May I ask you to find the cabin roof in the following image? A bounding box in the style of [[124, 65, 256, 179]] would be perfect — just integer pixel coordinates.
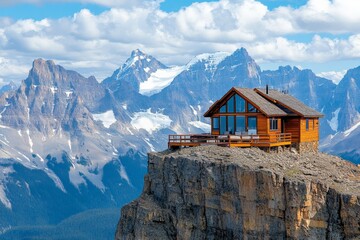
[[234, 88, 288, 117], [255, 88, 324, 118], [203, 87, 288, 117], [204, 87, 324, 118]]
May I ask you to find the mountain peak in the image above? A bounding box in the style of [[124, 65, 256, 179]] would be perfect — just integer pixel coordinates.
[[32, 58, 55, 69], [186, 52, 230, 70], [234, 47, 249, 56], [122, 49, 150, 70], [26, 59, 62, 86], [131, 49, 146, 58]]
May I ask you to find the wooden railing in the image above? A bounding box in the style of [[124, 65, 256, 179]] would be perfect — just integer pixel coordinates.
[[168, 133, 292, 149]]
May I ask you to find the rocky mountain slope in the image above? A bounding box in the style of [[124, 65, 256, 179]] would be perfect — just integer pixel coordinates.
[[116, 146, 360, 239], [0, 59, 148, 232], [320, 66, 360, 163]]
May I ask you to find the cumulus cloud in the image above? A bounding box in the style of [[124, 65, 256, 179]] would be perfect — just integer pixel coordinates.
[[317, 70, 347, 84], [0, 57, 30, 84], [1, 0, 360, 84]]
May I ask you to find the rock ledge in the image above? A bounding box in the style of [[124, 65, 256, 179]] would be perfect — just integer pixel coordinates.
[[116, 146, 360, 239]]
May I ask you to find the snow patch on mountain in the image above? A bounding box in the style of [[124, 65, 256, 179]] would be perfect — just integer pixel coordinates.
[[131, 108, 172, 134], [65, 90, 73, 98], [93, 110, 117, 128], [144, 138, 155, 152], [118, 160, 132, 187], [50, 87, 58, 94], [139, 66, 185, 96], [68, 161, 107, 192], [0, 107, 6, 120], [327, 108, 341, 132], [26, 129, 33, 153], [344, 120, 360, 137], [186, 52, 229, 70], [190, 105, 198, 116], [69, 167, 87, 189], [0, 165, 14, 209], [189, 121, 211, 132]]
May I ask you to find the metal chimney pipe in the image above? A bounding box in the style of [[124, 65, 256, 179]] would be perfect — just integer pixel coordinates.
[[266, 84, 269, 94]]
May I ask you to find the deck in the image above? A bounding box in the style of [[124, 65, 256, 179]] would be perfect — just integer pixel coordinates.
[[168, 133, 292, 149]]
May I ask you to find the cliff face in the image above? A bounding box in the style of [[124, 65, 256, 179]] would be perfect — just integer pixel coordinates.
[[115, 146, 360, 240]]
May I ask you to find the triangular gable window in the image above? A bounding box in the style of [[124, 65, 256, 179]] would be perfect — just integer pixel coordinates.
[[219, 94, 246, 113], [235, 94, 245, 112], [247, 102, 259, 112], [220, 104, 226, 113]]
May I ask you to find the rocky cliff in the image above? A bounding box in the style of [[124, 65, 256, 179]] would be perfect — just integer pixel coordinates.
[[115, 146, 360, 240]]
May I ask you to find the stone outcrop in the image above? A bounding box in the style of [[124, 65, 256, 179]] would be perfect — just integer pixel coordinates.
[[115, 146, 360, 240]]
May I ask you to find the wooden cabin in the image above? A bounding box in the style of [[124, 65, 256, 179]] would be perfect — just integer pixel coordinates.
[[168, 87, 323, 152]]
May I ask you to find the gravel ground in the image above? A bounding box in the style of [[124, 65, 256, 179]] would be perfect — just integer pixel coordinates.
[[160, 146, 360, 196]]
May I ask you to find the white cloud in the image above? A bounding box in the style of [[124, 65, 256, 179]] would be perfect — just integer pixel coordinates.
[[317, 70, 347, 84], [0, 57, 29, 83], [1, 0, 360, 84]]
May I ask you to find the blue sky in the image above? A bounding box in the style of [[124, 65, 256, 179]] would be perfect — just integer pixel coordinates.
[[0, 0, 308, 19], [0, 3, 108, 20], [0, 0, 359, 85]]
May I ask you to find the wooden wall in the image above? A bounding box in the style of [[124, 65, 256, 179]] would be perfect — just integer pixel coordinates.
[[283, 118, 300, 143], [209, 114, 320, 144], [300, 118, 319, 142], [257, 115, 268, 135]]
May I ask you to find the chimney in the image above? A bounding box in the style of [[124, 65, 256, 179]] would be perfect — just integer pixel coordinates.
[[266, 84, 269, 94]]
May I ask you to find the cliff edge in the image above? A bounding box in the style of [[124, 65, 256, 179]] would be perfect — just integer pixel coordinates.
[[115, 146, 360, 239]]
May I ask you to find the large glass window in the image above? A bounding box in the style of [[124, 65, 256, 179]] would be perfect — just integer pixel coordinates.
[[248, 117, 257, 135], [227, 96, 235, 113], [220, 104, 226, 113], [247, 102, 258, 112], [236, 116, 245, 134], [235, 94, 245, 112], [220, 116, 227, 134], [228, 116, 235, 134], [270, 118, 278, 131], [213, 117, 219, 130]]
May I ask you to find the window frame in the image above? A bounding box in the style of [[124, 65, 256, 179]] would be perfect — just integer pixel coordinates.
[[306, 118, 309, 131], [212, 117, 219, 130], [270, 118, 278, 131], [235, 94, 245, 113], [247, 102, 258, 113]]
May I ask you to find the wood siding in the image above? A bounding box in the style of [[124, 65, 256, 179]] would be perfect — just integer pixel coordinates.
[[283, 118, 300, 143], [300, 118, 319, 142], [257, 115, 268, 135], [211, 129, 219, 135]]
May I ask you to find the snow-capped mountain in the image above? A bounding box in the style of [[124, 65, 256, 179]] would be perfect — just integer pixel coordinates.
[[319, 66, 360, 162], [0, 59, 147, 231], [324, 66, 360, 132], [320, 123, 360, 163], [0, 47, 359, 237]]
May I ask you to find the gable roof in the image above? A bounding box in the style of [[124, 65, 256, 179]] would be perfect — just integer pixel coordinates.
[[203, 87, 287, 117], [255, 88, 324, 118]]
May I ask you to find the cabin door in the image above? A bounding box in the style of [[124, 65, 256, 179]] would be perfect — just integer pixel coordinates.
[[247, 116, 257, 135]]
